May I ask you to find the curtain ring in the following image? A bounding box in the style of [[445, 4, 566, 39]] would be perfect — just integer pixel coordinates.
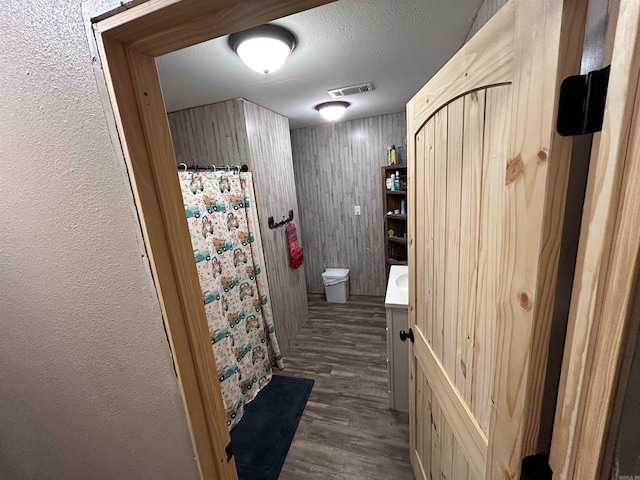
[[179, 163, 188, 172]]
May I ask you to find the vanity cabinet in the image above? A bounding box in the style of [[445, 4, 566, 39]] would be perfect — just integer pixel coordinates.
[[385, 265, 409, 412], [386, 307, 409, 412]]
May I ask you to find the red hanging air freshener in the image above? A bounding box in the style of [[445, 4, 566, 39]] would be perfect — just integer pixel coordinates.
[[285, 222, 304, 269]]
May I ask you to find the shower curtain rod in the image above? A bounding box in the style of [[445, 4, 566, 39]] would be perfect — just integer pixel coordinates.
[[178, 163, 249, 172]]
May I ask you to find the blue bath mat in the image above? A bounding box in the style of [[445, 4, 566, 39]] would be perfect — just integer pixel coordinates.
[[230, 374, 314, 480]]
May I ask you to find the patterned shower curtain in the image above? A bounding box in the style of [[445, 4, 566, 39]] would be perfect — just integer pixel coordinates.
[[179, 169, 284, 429]]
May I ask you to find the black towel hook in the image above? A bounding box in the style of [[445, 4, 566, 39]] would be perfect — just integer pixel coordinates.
[[268, 210, 294, 229]]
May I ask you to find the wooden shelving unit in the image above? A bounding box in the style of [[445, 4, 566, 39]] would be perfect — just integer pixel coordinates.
[[382, 165, 408, 277], [388, 236, 407, 245]]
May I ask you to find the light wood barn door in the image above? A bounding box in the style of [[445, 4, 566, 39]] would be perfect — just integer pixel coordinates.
[[406, 0, 586, 478]]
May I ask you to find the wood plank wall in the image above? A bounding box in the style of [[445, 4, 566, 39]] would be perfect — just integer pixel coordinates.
[[168, 98, 307, 355], [168, 99, 251, 164], [465, 0, 508, 43], [290, 113, 407, 296], [241, 100, 308, 356]]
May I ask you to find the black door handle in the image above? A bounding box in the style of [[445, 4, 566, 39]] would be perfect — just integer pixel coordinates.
[[399, 328, 414, 343]]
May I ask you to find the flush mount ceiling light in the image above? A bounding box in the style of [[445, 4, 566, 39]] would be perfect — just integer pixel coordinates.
[[315, 101, 350, 122], [228, 24, 296, 74]]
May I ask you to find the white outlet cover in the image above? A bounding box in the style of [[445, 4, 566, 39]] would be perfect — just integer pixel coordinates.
[[354, 205, 361, 215]]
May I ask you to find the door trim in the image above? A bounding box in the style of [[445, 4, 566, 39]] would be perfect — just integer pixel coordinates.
[[550, 0, 640, 477], [85, 1, 335, 478]]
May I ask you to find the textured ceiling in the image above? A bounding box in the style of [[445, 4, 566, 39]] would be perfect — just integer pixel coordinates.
[[157, 0, 483, 129]]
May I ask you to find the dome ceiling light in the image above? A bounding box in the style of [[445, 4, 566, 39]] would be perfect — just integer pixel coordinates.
[[228, 24, 296, 74], [315, 101, 350, 122]]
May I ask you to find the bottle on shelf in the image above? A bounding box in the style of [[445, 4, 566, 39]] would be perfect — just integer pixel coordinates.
[[391, 145, 397, 165], [382, 165, 408, 274]]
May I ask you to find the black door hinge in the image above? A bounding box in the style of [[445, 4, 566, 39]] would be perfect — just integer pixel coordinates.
[[557, 65, 610, 136], [226, 442, 233, 462], [521, 453, 552, 480], [399, 328, 414, 343]]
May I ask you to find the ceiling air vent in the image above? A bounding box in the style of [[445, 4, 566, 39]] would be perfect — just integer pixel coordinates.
[[327, 82, 374, 98]]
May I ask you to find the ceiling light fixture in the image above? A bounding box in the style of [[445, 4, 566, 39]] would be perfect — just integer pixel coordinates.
[[228, 24, 296, 74], [315, 101, 350, 122]]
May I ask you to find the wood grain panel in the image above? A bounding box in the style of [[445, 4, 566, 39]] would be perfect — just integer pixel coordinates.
[[520, 0, 591, 455], [415, 328, 488, 479], [489, 1, 588, 474], [430, 391, 442, 480], [406, 1, 587, 478], [472, 86, 511, 439], [242, 100, 308, 357], [444, 98, 463, 383], [413, 363, 431, 479], [433, 108, 448, 361], [424, 120, 436, 348], [441, 416, 454, 480], [452, 440, 471, 479], [290, 113, 407, 296], [415, 119, 435, 343], [168, 99, 251, 165], [168, 99, 308, 354], [414, 129, 427, 336], [457, 90, 484, 405], [413, 93, 488, 479]]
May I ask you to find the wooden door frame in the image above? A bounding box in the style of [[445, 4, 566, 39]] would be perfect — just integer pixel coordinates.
[[550, 0, 640, 478], [84, 1, 335, 478], [83, 0, 640, 477]]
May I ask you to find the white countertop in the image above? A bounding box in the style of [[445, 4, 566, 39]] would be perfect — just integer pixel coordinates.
[[385, 265, 409, 308]]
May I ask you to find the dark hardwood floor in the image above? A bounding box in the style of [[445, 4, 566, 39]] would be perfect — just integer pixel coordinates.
[[276, 294, 414, 479]]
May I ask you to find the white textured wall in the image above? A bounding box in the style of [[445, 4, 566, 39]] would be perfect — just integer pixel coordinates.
[[0, 1, 200, 479]]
